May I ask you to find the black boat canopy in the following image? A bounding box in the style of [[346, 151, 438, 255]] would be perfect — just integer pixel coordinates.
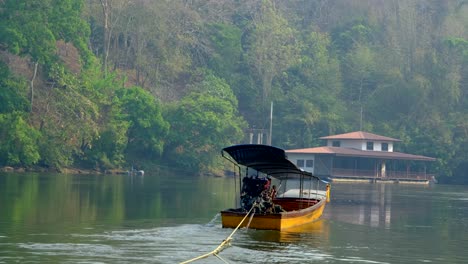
[[222, 144, 319, 180]]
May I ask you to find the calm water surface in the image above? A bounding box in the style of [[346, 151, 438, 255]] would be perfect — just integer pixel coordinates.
[[0, 170, 467, 263]]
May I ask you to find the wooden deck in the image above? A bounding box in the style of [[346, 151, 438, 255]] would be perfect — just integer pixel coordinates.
[[330, 168, 434, 183]]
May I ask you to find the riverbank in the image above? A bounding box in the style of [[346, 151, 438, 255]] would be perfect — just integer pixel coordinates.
[[0, 164, 224, 177], [0, 166, 128, 175]]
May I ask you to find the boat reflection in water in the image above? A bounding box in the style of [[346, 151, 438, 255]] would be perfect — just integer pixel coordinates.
[[246, 219, 330, 244]]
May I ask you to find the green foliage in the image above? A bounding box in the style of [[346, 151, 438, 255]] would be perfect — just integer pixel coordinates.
[[48, 0, 92, 66], [273, 31, 346, 148], [74, 67, 128, 170], [444, 37, 468, 58], [83, 117, 130, 170], [87, 1, 468, 178], [0, 62, 29, 113], [332, 20, 374, 53], [207, 23, 243, 79], [0, 112, 41, 166], [164, 72, 247, 170], [0, 0, 56, 64], [341, 45, 377, 103], [0, 0, 91, 66], [33, 63, 100, 169], [245, 0, 300, 108], [116, 87, 169, 159], [0, 0, 466, 179], [366, 69, 418, 122], [296, 32, 343, 98], [38, 133, 74, 169]]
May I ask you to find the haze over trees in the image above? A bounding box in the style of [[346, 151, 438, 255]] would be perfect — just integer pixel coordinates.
[[0, 0, 467, 181]]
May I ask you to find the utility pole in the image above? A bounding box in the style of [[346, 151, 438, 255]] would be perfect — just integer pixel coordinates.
[[360, 105, 363, 131], [268, 101, 273, 145]]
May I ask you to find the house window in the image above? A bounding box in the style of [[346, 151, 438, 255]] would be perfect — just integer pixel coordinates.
[[306, 159, 314, 168], [366, 142, 374, 150], [332, 140, 340, 147], [382, 143, 388, 151], [297, 159, 304, 167]]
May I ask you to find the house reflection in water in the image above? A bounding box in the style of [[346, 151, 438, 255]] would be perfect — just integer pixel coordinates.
[[324, 183, 395, 229]]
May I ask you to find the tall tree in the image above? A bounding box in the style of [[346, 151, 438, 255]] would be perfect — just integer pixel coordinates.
[[342, 44, 377, 129], [96, 0, 131, 77], [245, 0, 300, 112], [274, 31, 345, 148], [116, 86, 169, 159], [0, 112, 41, 166], [164, 71, 246, 170]]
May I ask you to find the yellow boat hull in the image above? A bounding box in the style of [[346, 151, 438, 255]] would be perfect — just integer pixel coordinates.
[[221, 198, 326, 231]]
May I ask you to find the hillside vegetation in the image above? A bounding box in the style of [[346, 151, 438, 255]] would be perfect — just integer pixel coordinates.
[[0, 0, 467, 181]]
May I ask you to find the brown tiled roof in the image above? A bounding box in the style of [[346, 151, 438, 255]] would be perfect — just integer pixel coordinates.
[[319, 131, 401, 142], [286, 146, 435, 161]]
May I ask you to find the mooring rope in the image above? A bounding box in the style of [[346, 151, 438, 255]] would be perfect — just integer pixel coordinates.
[[180, 203, 257, 264], [246, 209, 256, 229]]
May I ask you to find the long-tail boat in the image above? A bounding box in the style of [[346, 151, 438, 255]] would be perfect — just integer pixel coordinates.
[[220, 144, 330, 231]]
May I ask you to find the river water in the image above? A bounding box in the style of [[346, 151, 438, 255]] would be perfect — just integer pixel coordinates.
[[0, 170, 467, 263]]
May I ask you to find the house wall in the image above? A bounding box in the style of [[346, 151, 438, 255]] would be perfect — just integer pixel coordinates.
[[286, 153, 315, 173], [374, 142, 394, 152], [327, 140, 393, 152], [326, 139, 362, 149]]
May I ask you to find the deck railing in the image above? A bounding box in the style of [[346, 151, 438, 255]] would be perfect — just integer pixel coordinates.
[[332, 168, 375, 177], [331, 168, 433, 180]]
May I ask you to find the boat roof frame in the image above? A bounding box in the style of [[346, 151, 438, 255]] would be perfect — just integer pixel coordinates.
[[222, 144, 320, 181]]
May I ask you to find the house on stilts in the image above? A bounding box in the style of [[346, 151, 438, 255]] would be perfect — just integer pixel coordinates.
[[286, 131, 436, 184]]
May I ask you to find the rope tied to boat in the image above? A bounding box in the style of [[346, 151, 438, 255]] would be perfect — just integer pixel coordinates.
[[180, 202, 257, 264]]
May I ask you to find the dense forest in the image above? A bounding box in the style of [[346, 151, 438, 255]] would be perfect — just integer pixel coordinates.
[[0, 0, 467, 182]]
